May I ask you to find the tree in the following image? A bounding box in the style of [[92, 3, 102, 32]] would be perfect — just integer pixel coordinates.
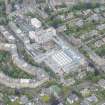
[[41, 95, 50, 103]]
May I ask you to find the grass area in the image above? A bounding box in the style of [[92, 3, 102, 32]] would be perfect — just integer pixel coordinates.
[[3, 93, 20, 105], [0, 0, 8, 25], [1, 63, 34, 79], [25, 12, 35, 18], [0, 51, 10, 62], [46, 17, 64, 28], [94, 45, 105, 57], [0, 51, 34, 79], [85, 71, 105, 83], [96, 90, 105, 100], [79, 47, 90, 58], [44, 66, 57, 79], [23, 51, 41, 67], [7, 100, 20, 105], [41, 95, 50, 103], [85, 72, 102, 83]]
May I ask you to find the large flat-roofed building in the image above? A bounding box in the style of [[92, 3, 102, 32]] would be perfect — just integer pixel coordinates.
[[29, 27, 56, 44], [52, 50, 72, 67], [45, 48, 85, 75], [9, 16, 86, 76]]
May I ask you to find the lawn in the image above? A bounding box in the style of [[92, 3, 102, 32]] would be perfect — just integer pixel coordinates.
[[8, 100, 21, 105], [0, 0, 8, 25], [94, 45, 105, 57]]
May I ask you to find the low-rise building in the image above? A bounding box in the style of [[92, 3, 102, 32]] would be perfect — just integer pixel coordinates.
[[19, 96, 29, 105], [95, 40, 104, 48], [62, 78, 75, 86], [80, 100, 91, 105], [89, 14, 100, 21], [45, 48, 85, 75], [29, 27, 56, 44], [98, 79, 105, 89], [66, 93, 79, 104], [85, 94, 98, 103], [80, 88, 91, 97], [96, 24, 105, 31], [31, 18, 42, 28], [75, 19, 84, 28]]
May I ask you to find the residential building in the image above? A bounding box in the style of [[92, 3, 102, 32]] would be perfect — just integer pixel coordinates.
[[98, 79, 105, 89], [31, 18, 42, 28], [66, 93, 79, 104]]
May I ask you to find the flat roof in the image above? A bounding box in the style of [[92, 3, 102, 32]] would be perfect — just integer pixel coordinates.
[[52, 50, 72, 67]]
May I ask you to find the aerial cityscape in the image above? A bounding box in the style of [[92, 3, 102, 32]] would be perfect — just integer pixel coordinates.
[[1, 0, 105, 105]]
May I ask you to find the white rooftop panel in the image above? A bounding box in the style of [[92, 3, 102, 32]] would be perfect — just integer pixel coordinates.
[[31, 18, 42, 28], [52, 51, 72, 66]]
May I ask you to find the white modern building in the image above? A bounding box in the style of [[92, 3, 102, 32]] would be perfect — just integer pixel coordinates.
[[29, 27, 56, 44], [31, 18, 42, 28]]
